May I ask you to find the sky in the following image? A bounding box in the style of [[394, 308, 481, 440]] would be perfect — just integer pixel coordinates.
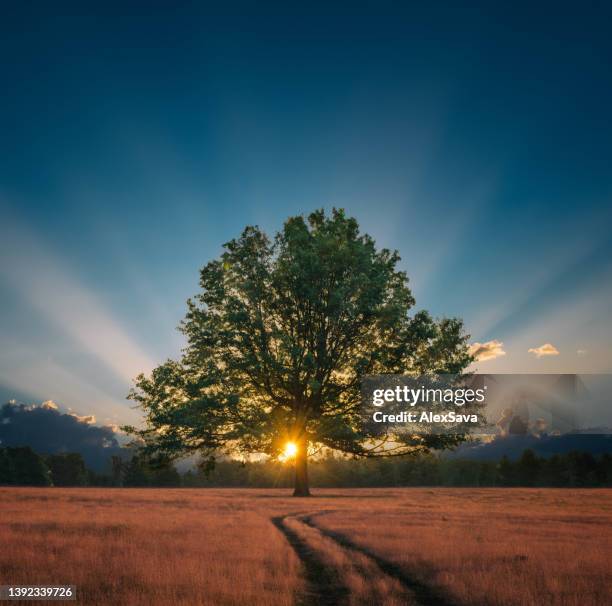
[[1, 2, 611, 427]]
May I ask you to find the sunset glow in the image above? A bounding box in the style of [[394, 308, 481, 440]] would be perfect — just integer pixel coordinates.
[[280, 441, 298, 462]]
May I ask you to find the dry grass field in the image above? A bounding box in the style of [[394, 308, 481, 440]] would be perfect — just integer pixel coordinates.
[[0, 488, 610, 606]]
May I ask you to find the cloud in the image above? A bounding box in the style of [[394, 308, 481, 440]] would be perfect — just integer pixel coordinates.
[[577, 349, 588, 357], [469, 340, 506, 362], [0, 352, 142, 427], [528, 343, 560, 358], [0, 401, 127, 472], [69, 413, 96, 424]]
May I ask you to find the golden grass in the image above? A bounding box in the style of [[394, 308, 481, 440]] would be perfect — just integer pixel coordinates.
[[314, 488, 612, 606], [0, 487, 610, 605], [0, 488, 301, 606]]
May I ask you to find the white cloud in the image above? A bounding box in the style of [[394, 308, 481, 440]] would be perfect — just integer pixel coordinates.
[[577, 349, 588, 357], [528, 343, 560, 358], [469, 340, 506, 362], [41, 400, 59, 410], [70, 413, 96, 424]]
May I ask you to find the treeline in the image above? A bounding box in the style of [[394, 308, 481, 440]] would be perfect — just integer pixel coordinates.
[[2, 446, 612, 488], [0, 448, 181, 487], [184, 449, 612, 488]]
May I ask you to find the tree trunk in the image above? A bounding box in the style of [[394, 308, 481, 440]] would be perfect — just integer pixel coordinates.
[[293, 437, 310, 497]]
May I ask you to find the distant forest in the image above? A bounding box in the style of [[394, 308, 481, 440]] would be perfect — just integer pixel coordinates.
[[2, 447, 612, 488]]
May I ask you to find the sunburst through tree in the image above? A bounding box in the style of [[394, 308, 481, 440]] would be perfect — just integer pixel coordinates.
[[125, 209, 472, 496]]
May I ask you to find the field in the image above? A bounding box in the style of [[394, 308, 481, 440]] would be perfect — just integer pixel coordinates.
[[0, 488, 610, 606]]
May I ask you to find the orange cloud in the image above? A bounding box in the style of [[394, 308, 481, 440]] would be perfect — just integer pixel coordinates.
[[528, 343, 559, 358], [469, 340, 506, 362]]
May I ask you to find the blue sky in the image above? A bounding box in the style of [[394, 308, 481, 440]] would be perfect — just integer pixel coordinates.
[[1, 3, 611, 426]]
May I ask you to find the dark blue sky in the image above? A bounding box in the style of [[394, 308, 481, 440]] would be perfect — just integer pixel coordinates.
[[1, 2, 611, 424]]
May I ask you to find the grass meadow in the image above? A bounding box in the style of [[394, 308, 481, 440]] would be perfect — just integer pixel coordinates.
[[0, 488, 610, 605]]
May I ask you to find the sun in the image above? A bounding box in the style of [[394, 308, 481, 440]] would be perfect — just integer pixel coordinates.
[[279, 441, 298, 462]]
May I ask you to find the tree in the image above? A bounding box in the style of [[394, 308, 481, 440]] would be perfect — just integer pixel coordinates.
[[0, 449, 11, 484], [127, 209, 472, 496], [0, 446, 52, 486], [45, 453, 88, 486], [516, 449, 541, 486], [111, 455, 124, 486], [150, 462, 182, 487], [566, 450, 598, 486], [122, 455, 150, 487], [542, 454, 567, 486], [496, 455, 515, 486]]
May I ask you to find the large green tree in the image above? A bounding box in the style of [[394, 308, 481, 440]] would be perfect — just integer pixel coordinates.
[[127, 209, 472, 496]]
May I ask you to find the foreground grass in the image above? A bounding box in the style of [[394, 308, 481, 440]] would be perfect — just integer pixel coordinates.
[[0, 488, 301, 605], [314, 488, 612, 606], [0, 488, 610, 605]]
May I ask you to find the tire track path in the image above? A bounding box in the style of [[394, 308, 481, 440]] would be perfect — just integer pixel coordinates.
[[271, 514, 350, 606], [273, 511, 460, 606], [301, 513, 458, 606]]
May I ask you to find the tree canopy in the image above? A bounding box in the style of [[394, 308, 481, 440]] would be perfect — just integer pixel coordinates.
[[127, 209, 472, 495]]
